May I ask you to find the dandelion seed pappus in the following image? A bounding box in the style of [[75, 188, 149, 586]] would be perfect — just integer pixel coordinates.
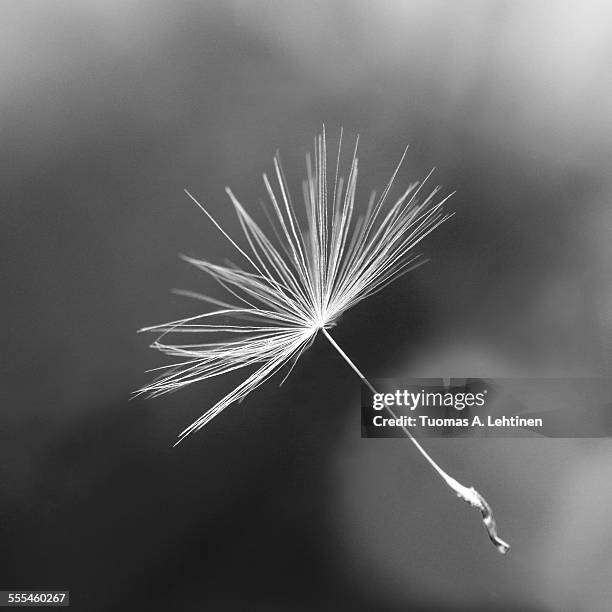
[[137, 128, 510, 554]]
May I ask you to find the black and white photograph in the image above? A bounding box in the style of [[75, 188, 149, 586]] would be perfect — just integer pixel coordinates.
[[3, 2, 612, 610]]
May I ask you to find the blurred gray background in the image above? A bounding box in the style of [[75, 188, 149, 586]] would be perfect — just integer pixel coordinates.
[[2, 1, 612, 610]]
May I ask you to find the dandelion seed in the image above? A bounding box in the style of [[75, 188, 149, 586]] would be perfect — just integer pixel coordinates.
[[137, 128, 510, 554]]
